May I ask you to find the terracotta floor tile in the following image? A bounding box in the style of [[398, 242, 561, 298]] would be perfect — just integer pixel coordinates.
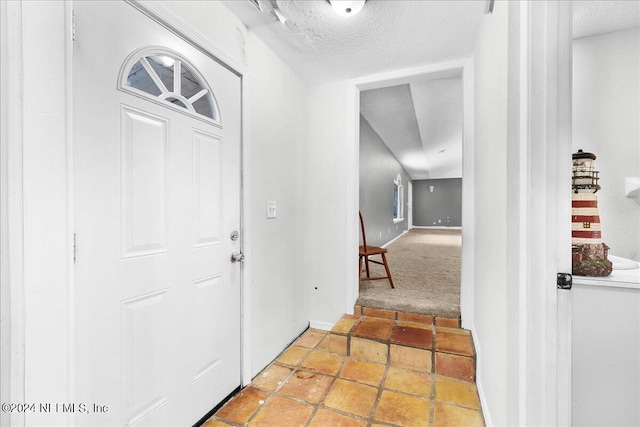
[[360, 315, 396, 326], [332, 316, 359, 334], [391, 325, 433, 348], [202, 418, 235, 427], [434, 375, 481, 409], [390, 344, 431, 372], [354, 305, 363, 315], [433, 401, 484, 427], [352, 319, 393, 340], [215, 387, 269, 425], [374, 390, 431, 427], [317, 334, 348, 356], [435, 331, 474, 356], [384, 366, 432, 397], [300, 350, 344, 375], [397, 312, 434, 324], [276, 346, 311, 367], [247, 395, 314, 427], [435, 317, 460, 328], [308, 409, 368, 427], [278, 370, 333, 404], [396, 320, 432, 330], [362, 307, 396, 319], [435, 352, 475, 382], [295, 329, 327, 348], [251, 364, 293, 391], [435, 325, 471, 335], [323, 378, 379, 418], [339, 358, 386, 386], [350, 337, 388, 364]]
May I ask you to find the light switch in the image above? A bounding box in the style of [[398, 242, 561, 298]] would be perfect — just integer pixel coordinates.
[[266, 201, 277, 219]]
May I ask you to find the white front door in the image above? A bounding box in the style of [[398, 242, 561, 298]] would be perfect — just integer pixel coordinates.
[[73, 2, 242, 425]]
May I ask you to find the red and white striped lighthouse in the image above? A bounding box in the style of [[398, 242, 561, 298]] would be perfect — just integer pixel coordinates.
[[571, 150, 612, 276]]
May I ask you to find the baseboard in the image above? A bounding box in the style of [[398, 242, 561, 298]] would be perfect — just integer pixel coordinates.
[[470, 324, 492, 427], [309, 320, 334, 331], [412, 225, 462, 230], [381, 229, 409, 248]]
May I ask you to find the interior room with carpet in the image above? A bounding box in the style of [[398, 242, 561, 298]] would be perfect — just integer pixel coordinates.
[[2, 1, 638, 426], [358, 69, 465, 319]]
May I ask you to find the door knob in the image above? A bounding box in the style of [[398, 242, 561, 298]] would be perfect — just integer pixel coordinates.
[[231, 252, 245, 263]]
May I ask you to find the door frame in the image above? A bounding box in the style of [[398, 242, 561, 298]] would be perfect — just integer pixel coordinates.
[[346, 58, 475, 325], [511, 1, 573, 424], [1, 2, 251, 426], [125, 0, 252, 387]]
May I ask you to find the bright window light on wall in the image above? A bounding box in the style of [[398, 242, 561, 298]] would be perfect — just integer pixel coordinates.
[[329, 0, 366, 17], [393, 174, 404, 223]]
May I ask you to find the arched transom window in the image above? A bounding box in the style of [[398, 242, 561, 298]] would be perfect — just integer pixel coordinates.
[[119, 47, 221, 124]]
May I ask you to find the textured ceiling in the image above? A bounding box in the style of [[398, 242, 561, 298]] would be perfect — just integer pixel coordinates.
[[361, 76, 463, 180], [573, 1, 640, 39], [223, 0, 639, 181], [222, 0, 485, 84]]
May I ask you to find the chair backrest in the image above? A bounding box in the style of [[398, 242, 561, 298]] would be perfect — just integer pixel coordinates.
[[359, 211, 369, 250]]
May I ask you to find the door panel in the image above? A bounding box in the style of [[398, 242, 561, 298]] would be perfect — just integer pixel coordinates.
[[121, 107, 169, 258], [73, 2, 241, 425]]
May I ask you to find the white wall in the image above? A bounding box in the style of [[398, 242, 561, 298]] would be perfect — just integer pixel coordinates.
[[306, 81, 357, 327], [6, 4, 312, 420], [161, 1, 311, 378], [471, 2, 510, 425], [243, 31, 309, 375], [573, 28, 640, 262], [12, 4, 74, 426]]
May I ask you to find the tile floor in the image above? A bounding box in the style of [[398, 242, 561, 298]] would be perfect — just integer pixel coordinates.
[[204, 311, 484, 427]]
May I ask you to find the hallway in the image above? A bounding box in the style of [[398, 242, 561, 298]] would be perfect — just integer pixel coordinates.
[[204, 309, 483, 427]]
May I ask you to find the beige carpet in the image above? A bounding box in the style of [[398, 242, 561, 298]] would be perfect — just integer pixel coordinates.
[[357, 228, 461, 318]]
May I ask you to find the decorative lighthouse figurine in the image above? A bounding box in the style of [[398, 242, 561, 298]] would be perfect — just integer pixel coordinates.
[[571, 149, 612, 276]]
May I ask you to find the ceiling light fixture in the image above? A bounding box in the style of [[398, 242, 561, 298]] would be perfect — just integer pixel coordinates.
[[328, 0, 366, 17]]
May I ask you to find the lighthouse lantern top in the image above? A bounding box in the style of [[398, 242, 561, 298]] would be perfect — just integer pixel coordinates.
[[572, 149, 600, 192]]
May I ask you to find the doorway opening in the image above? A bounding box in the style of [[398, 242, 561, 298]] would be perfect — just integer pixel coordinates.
[[348, 60, 474, 325]]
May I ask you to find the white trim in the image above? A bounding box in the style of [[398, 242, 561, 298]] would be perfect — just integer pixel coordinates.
[[412, 226, 462, 230], [471, 324, 492, 427], [380, 229, 409, 249], [240, 70, 253, 386], [351, 58, 468, 90], [345, 83, 359, 315], [1, 2, 26, 426], [64, 2, 76, 424], [309, 320, 334, 331], [520, 2, 573, 424], [555, 2, 573, 425], [125, 0, 248, 76], [460, 58, 475, 332]]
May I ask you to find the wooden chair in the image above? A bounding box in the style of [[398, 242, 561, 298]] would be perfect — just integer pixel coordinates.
[[359, 212, 395, 288]]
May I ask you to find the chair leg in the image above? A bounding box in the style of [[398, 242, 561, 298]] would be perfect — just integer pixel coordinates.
[[364, 256, 371, 278], [381, 253, 395, 288], [358, 256, 363, 280]]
